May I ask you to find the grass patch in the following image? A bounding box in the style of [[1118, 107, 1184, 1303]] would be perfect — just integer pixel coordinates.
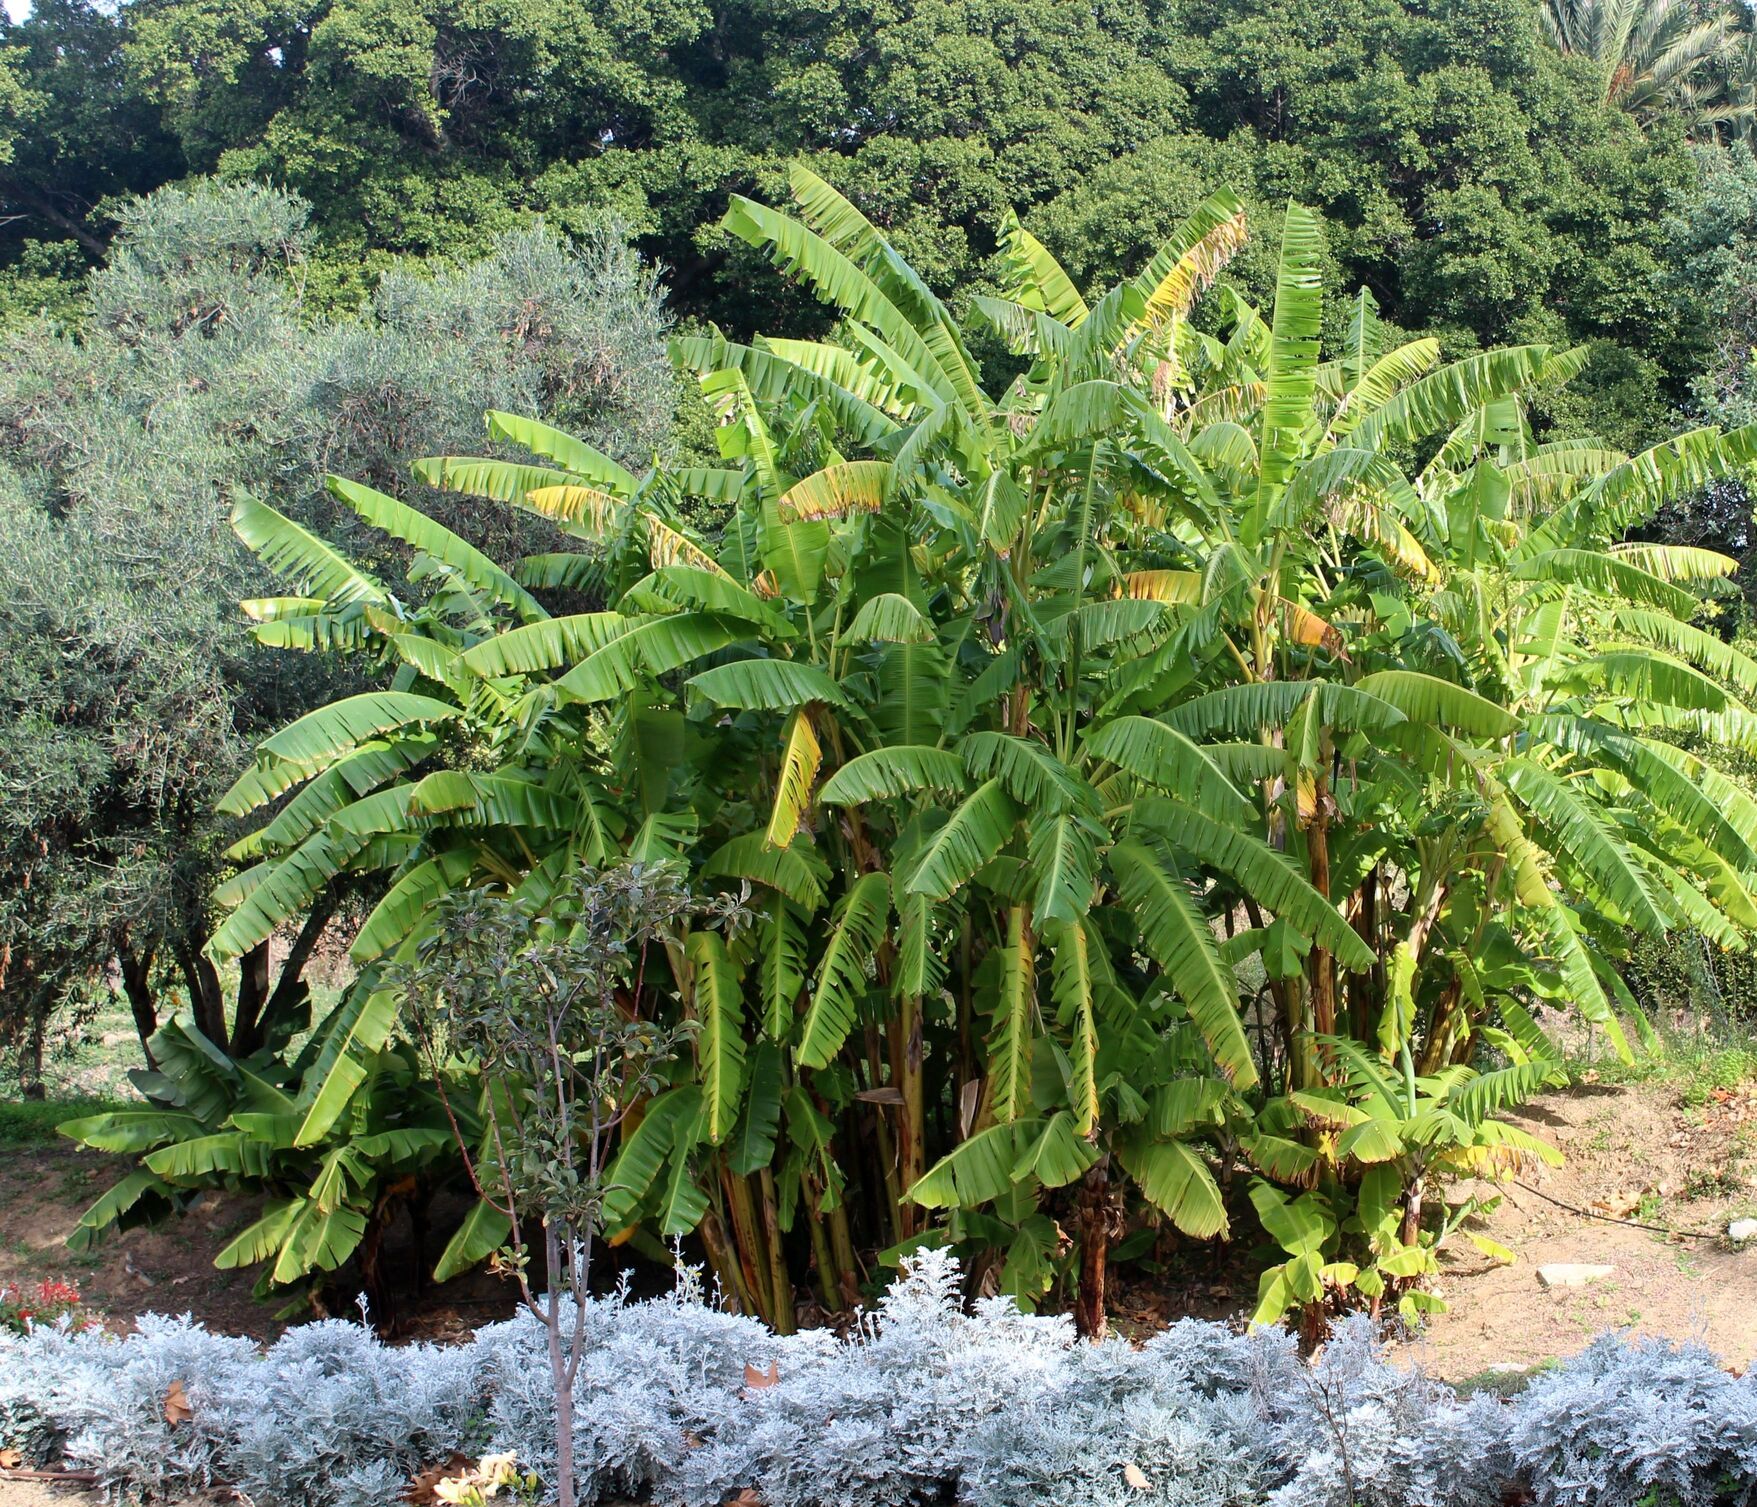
[[1449, 1358, 1559, 1401], [1571, 1028, 1757, 1104], [0, 1097, 130, 1149]]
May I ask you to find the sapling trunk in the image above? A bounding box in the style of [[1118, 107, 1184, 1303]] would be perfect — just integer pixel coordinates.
[[394, 865, 719, 1507], [543, 1226, 578, 1507]]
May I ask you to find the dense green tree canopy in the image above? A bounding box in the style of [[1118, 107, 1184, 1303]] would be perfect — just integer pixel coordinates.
[[0, 0, 1750, 449]]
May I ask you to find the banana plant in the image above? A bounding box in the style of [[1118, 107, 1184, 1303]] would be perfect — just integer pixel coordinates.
[[59, 1005, 469, 1319], [197, 168, 1757, 1334], [1250, 1033, 1565, 1337]]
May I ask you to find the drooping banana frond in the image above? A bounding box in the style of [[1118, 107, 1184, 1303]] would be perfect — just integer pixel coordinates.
[[986, 906, 1037, 1124], [766, 710, 823, 848], [232, 495, 390, 607], [1049, 919, 1103, 1136], [690, 931, 748, 1146], [906, 779, 1021, 901], [1249, 204, 1326, 535], [795, 871, 891, 1069], [1131, 188, 1250, 334], [330, 476, 547, 623], [780, 461, 892, 521], [483, 411, 640, 494], [1109, 839, 1257, 1087], [997, 208, 1089, 328], [818, 746, 967, 805]]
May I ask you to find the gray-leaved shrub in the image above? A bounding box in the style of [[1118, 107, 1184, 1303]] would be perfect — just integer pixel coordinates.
[[1503, 1332, 1757, 1507], [2, 1252, 1754, 1507]]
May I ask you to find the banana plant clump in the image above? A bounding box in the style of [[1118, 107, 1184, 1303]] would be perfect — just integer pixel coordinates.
[[70, 169, 1757, 1336]]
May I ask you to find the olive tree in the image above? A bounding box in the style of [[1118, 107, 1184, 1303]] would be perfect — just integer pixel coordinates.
[[0, 180, 677, 1090]]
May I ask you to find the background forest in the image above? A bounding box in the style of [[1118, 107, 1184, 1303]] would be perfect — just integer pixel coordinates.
[[6, 0, 1757, 461], [8, 0, 1757, 1353]]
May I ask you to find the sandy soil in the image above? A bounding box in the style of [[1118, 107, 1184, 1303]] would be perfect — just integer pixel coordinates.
[[1404, 1076, 1757, 1376], [7, 1078, 1755, 1373], [0, 1140, 281, 1343], [0, 1136, 518, 1346]]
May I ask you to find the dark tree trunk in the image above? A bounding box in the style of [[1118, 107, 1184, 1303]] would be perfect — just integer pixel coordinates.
[[173, 936, 229, 1051], [3, 182, 107, 257], [1073, 1157, 1112, 1339], [19, 999, 47, 1100], [116, 939, 160, 1066], [255, 898, 331, 1045], [358, 1176, 417, 1334], [231, 941, 272, 1057]]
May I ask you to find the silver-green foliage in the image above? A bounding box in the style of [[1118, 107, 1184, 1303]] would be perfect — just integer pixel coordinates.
[[3, 1251, 1755, 1507]]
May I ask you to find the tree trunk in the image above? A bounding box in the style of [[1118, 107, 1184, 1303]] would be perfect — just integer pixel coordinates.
[[3, 182, 107, 257], [826, 1194, 861, 1308], [1400, 1172, 1426, 1247], [1072, 1157, 1112, 1339], [1347, 868, 1380, 1042], [547, 1302, 576, 1507], [232, 941, 272, 1057], [540, 1224, 577, 1507], [173, 937, 229, 1051], [19, 1000, 47, 1100], [116, 939, 159, 1066], [803, 1197, 839, 1311], [1417, 981, 1463, 1074], [892, 993, 926, 1236], [722, 1169, 774, 1324], [757, 1168, 794, 1335], [696, 1205, 756, 1315], [1305, 770, 1337, 1042], [863, 1021, 903, 1245]]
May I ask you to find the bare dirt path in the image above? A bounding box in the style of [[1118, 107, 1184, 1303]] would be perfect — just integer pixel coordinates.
[[0, 1136, 280, 1343], [1397, 1076, 1757, 1377]]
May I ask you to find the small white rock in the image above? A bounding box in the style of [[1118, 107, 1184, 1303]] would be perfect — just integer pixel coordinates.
[[1729, 1218, 1757, 1243], [1537, 1263, 1616, 1288]]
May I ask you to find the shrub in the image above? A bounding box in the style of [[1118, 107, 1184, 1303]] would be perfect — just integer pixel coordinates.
[[1502, 1333, 1757, 1507], [1, 1253, 1753, 1507]]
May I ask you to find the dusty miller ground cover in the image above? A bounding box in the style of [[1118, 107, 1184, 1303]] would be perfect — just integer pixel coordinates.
[[1, 1251, 1753, 1507]]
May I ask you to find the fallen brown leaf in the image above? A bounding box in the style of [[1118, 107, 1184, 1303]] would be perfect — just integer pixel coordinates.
[[0, 1448, 22, 1469], [404, 1452, 474, 1505], [1123, 1462, 1151, 1490], [163, 1380, 193, 1427], [726, 1490, 765, 1507], [742, 1360, 780, 1393]]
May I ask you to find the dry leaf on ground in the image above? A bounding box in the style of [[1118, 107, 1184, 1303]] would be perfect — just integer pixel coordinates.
[[404, 1452, 475, 1505]]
